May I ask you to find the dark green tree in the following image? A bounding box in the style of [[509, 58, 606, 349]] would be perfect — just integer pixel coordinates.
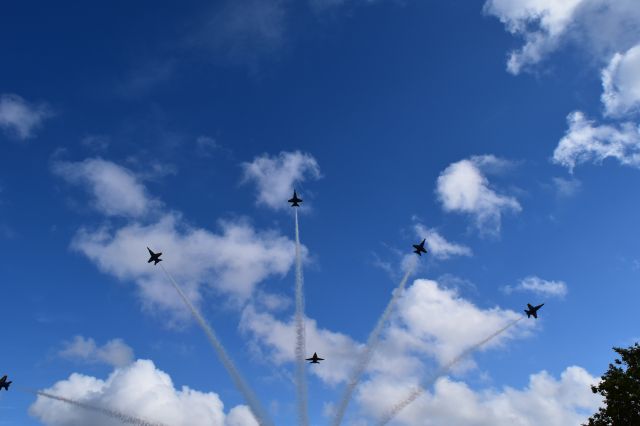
[[585, 343, 640, 425]]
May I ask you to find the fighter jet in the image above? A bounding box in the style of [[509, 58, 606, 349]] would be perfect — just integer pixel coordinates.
[[413, 239, 427, 256], [147, 247, 162, 265], [0, 375, 12, 391], [305, 352, 324, 364], [288, 190, 303, 207], [525, 303, 544, 319]]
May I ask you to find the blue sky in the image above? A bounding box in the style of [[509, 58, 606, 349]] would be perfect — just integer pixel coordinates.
[[2, 1, 640, 425]]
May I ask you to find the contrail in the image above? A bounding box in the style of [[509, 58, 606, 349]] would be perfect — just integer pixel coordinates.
[[294, 209, 309, 426], [332, 264, 415, 426], [377, 317, 524, 425], [159, 264, 274, 426], [24, 388, 166, 426]]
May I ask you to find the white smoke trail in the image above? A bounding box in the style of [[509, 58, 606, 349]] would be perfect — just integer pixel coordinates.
[[377, 317, 524, 425], [26, 388, 166, 426], [294, 209, 309, 426], [332, 264, 415, 426], [159, 264, 274, 426]]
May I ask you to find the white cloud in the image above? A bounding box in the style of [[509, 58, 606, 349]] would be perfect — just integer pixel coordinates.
[[29, 359, 258, 426], [72, 214, 296, 319], [52, 158, 157, 218], [483, 0, 585, 74], [503, 276, 568, 299], [357, 366, 600, 425], [0, 94, 51, 139], [602, 43, 640, 117], [392, 280, 531, 368], [241, 278, 533, 386], [240, 305, 362, 385], [52, 158, 299, 320], [436, 157, 521, 235], [552, 111, 640, 171], [59, 336, 135, 368], [484, 0, 640, 74], [414, 224, 472, 260], [242, 151, 320, 210]]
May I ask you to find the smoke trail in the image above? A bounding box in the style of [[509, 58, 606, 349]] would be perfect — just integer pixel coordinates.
[[332, 265, 415, 426], [377, 317, 524, 425], [294, 209, 309, 426], [159, 264, 274, 426], [25, 388, 166, 426]]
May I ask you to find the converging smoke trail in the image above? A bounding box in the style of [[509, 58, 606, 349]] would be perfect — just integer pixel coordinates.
[[24, 388, 166, 426], [377, 317, 524, 425], [332, 265, 415, 426], [294, 209, 309, 426], [159, 264, 274, 426]]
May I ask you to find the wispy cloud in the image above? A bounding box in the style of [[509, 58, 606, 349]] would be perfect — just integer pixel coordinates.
[[52, 158, 159, 218], [59, 336, 134, 368], [551, 177, 582, 198], [413, 223, 472, 260], [192, 0, 288, 68], [553, 111, 640, 171], [0, 94, 51, 140], [503, 276, 568, 298]]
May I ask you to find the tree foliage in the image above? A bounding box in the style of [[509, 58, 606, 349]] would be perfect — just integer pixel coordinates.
[[586, 343, 640, 425]]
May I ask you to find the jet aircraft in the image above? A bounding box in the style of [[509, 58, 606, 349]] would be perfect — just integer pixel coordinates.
[[288, 190, 303, 207], [0, 375, 12, 391], [525, 303, 544, 319], [305, 352, 324, 364], [413, 239, 427, 256], [147, 247, 162, 265]]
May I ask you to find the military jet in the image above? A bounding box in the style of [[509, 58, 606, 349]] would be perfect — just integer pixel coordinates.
[[0, 375, 12, 391], [288, 190, 303, 207], [147, 247, 163, 265], [413, 239, 427, 256], [305, 352, 324, 364], [525, 303, 544, 319]]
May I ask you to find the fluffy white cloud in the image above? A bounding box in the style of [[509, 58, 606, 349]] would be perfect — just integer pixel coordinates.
[[0, 94, 51, 139], [241, 278, 533, 387], [552, 111, 640, 171], [51, 158, 299, 319], [484, 0, 640, 74], [436, 157, 521, 235], [392, 280, 531, 368], [72, 214, 296, 318], [602, 43, 640, 117], [53, 158, 157, 218], [59, 336, 135, 368], [242, 151, 320, 210], [29, 359, 258, 426], [503, 276, 568, 299], [414, 224, 472, 260], [358, 366, 600, 425]]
